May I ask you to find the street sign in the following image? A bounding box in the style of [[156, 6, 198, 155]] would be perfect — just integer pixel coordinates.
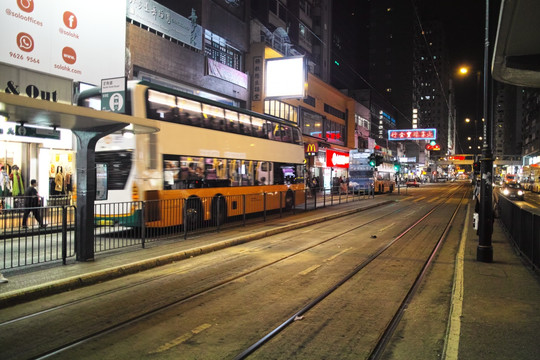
[[101, 77, 125, 113], [15, 125, 60, 140]]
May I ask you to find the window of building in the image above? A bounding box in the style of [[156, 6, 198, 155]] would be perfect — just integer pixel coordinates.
[[264, 99, 298, 123], [303, 95, 316, 107], [301, 110, 323, 138], [355, 114, 370, 130], [204, 30, 242, 71], [299, 22, 311, 43], [299, 0, 311, 17], [270, 0, 288, 22], [324, 103, 346, 120], [325, 120, 345, 145]]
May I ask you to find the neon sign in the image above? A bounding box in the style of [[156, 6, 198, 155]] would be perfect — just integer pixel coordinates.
[[388, 128, 437, 141]]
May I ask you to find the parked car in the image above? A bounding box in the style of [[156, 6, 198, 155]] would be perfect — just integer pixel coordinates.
[[406, 180, 420, 187], [500, 183, 524, 200]]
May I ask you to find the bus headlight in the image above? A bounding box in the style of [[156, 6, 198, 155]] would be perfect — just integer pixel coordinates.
[[517, 190, 524, 196]]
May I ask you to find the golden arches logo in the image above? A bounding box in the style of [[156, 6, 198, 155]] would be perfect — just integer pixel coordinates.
[[305, 143, 317, 155]]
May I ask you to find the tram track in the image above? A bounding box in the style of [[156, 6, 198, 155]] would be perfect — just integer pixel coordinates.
[[235, 184, 468, 359], [0, 184, 467, 359], [0, 203, 405, 329]]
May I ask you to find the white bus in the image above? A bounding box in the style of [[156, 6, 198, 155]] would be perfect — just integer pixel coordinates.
[[77, 81, 306, 227]]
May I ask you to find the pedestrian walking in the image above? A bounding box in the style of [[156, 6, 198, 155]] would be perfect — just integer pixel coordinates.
[[22, 179, 46, 229]]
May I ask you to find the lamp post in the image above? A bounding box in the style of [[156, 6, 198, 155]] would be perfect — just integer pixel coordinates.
[[477, 0, 493, 262], [458, 1, 493, 262]]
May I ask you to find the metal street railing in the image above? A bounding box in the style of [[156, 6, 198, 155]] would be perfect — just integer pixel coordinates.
[[1, 186, 374, 270]]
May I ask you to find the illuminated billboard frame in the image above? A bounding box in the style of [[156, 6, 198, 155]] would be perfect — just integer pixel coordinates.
[[265, 56, 306, 99], [388, 128, 437, 141]]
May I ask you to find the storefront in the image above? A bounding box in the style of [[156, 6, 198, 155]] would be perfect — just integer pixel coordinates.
[[1, 64, 75, 204], [305, 143, 349, 190]]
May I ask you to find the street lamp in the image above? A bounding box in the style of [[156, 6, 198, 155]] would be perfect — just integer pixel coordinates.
[[457, 1, 493, 263]]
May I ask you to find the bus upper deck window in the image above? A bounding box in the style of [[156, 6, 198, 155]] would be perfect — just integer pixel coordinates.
[[238, 114, 252, 136], [148, 90, 176, 121]]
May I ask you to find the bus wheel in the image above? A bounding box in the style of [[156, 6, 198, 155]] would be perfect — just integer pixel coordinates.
[[285, 191, 294, 211], [185, 197, 202, 230], [212, 195, 227, 226]]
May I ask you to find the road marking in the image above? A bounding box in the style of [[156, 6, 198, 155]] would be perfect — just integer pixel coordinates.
[[149, 323, 212, 354], [299, 264, 321, 275], [377, 223, 395, 234], [443, 203, 468, 360], [324, 247, 352, 262]]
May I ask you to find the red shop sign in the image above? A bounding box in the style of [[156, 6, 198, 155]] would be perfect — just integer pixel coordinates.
[[326, 149, 349, 168]]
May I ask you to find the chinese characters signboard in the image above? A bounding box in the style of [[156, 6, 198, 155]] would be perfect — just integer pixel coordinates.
[[388, 128, 437, 141]]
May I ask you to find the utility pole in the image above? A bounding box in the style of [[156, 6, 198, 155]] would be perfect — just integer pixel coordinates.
[[477, 0, 493, 262]]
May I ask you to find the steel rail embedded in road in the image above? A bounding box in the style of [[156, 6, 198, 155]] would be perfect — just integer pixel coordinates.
[[234, 184, 467, 360], [5, 199, 401, 360]]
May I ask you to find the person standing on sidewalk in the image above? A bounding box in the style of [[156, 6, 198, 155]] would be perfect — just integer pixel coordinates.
[[22, 179, 46, 229]]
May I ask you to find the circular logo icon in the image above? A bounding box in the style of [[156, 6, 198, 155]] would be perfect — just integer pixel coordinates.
[[16, 32, 34, 52], [17, 0, 34, 13], [63, 11, 77, 29], [62, 46, 77, 64], [109, 93, 124, 111], [17, 126, 27, 136]]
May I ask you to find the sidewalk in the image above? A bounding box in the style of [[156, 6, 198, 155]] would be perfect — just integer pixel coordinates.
[[457, 205, 540, 359]]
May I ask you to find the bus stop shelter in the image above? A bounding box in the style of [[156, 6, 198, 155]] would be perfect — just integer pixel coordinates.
[[0, 92, 159, 261]]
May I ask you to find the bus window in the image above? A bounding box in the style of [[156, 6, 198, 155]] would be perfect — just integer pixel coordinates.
[[148, 90, 176, 121], [238, 113, 252, 136], [202, 104, 226, 131], [176, 97, 202, 126], [293, 128, 301, 145], [280, 124, 293, 143], [256, 161, 273, 185], [228, 159, 241, 186], [251, 117, 267, 139], [224, 109, 240, 133], [266, 122, 277, 140]]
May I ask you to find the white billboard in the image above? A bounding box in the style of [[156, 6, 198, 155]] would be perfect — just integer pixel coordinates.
[[1, 0, 126, 85], [265, 56, 306, 99]]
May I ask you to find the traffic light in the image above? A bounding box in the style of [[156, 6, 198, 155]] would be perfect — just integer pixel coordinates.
[[369, 154, 376, 167], [473, 162, 480, 172], [375, 154, 383, 166], [394, 161, 401, 172]]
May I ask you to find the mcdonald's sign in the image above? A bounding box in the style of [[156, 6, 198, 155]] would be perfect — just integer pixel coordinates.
[[305, 143, 318, 156]]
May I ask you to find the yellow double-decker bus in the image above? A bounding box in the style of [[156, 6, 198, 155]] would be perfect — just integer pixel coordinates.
[[77, 81, 305, 227]]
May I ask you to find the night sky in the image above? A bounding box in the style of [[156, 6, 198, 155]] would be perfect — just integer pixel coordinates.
[[419, 0, 499, 153]]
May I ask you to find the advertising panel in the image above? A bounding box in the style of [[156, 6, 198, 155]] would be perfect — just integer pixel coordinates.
[[1, 0, 126, 85], [265, 56, 306, 99], [326, 149, 349, 168]]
